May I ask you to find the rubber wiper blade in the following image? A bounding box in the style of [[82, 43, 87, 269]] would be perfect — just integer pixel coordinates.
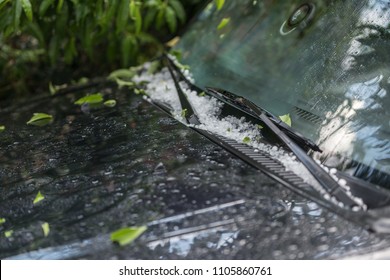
[[205, 87, 360, 209], [206, 87, 322, 153], [165, 57, 201, 125]]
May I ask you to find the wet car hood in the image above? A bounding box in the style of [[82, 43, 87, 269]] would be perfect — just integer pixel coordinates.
[[1, 87, 390, 259]]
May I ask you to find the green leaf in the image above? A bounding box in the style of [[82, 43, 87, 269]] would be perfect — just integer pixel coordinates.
[[74, 93, 103, 105], [48, 36, 59, 65], [114, 78, 135, 89], [156, 6, 165, 30], [0, 0, 11, 10], [13, 0, 22, 30], [104, 99, 117, 108], [199, 92, 206, 97], [33, 191, 45, 204], [56, 0, 64, 13], [49, 82, 57, 95], [145, 0, 159, 8], [116, 0, 130, 33], [129, 0, 136, 19], [134, 88, 146, 95], [83, 20, 95, 58], [39, 0, 54, 16], [147, 61, 161, 74], [121, 34, 136, 66], [215, 0, 225, 10], [134, 5, 142, 34], [104, 0, 119, 30], [27, 113, 53, 126], [181, 108, 187, 118], [166, 36, 180, 48], [217, 17, 230, 30], [169, 49, 182, 60], [0, 217, 6, 225], [108, 68, 137, 80], [0, 125, 5, 132], [21, 0, 32, 21], [27, 22, 45, 47], [64, 36, 77, 64], [144, 9, 157, 30], [110, 226, 147, 246], [279, 113, 292, 127], [49, 82, 67, 95], [165, 6, 177, 32], [5, 230, 13, 238], [55, 0, 68, 36], [169, 0, 185, 23], [41, 222, 50, 237], [243, 136, 251, 144], [75, 77, 89, 85]]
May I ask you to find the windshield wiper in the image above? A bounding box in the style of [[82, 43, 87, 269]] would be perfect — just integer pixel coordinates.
[[205, 87, 360, 209], [206, 87, 322, 152], [162, 55, 360, 209]]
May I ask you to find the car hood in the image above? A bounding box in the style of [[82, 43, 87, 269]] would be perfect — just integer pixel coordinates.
[[1, 84, 390, 259]]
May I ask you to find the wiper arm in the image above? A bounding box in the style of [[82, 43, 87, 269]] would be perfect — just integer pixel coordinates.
[[205, 87, 360, 208], [165, 57, 201, 125], [206, 87, 322, 152]]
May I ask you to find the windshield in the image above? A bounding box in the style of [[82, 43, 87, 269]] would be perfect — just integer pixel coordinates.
[[176, 0, 390, 189]]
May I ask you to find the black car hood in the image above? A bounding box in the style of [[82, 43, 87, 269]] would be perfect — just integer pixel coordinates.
[[1, 82, 390, 259]]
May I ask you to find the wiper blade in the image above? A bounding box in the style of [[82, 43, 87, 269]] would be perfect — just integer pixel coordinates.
[[166, 57, 201, 125], [206, 87, 322, 152], [205, 87, 360, 209]]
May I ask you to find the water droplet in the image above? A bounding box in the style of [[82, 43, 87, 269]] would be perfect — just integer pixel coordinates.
[[153, 162, 167, 175], [288, 5, 310, 26], [288, 3, 315, 28], [104, 167, 113, 175]]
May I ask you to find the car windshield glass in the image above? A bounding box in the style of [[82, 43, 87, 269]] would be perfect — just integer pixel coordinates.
[[176, 0, 390, 189]]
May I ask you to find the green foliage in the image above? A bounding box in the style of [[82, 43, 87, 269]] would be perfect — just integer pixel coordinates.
[[181, 108, 188, 118], [0, 0, 186, 64], [27, 113, 53, 126], [74, 93, 104, 105], [279, 114, 292, 127], [217, 17, 230, 30], [0, 0, 205, 98], [41, 222, 50, 237], [33, 191, 45, 204], [108, 68, 138, 81], [74, 93, 119, 108], [243, 136, 251, 144], [110, 226, 147, 246], [104, 99, 117, 108], [215, 0, 225, 10]]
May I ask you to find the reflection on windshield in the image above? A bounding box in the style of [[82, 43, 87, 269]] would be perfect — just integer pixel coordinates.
[[177, 0, 390, 188], [319, 0, 390, 185]]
